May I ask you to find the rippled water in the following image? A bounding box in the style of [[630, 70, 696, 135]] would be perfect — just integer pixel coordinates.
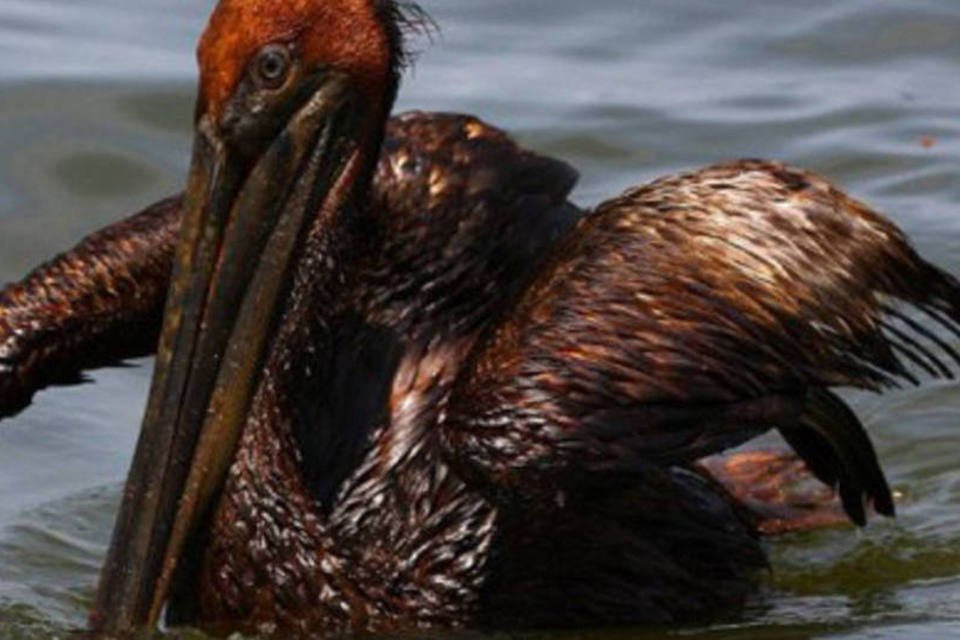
[[0, 1, 959, 638]]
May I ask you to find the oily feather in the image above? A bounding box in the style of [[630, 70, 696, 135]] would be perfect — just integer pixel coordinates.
[[442, 159, 960, 523]]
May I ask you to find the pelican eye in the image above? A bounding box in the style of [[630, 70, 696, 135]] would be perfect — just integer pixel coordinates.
[[254, 44, 292, 89]]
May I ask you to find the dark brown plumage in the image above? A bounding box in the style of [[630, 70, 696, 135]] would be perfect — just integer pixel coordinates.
[[0, 196, 180, 418], [3, 1, 960, 637], [441, 160, 960, 527]]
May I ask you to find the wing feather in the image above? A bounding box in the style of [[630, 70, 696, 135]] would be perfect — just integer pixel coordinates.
[[442, 160, 960, 524]]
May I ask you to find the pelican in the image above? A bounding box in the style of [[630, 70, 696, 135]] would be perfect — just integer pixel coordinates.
[[0, 0, 957, 637]]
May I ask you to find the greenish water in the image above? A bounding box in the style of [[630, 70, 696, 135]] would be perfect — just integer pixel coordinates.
[[0, 0, 959, 638]]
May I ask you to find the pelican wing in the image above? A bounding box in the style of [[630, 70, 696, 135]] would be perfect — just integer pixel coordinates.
[[442, 160, 960, 525], [0, 196, 180, 418]]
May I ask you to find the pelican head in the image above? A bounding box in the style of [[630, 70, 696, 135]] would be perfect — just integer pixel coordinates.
[[90, 0, 414, 633]]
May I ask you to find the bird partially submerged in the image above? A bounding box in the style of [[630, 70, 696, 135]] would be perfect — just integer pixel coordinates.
[[1, 0, 959, 637]]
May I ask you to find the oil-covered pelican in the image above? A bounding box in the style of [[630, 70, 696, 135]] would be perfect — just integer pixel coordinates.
[[1, 0, 960, 637]]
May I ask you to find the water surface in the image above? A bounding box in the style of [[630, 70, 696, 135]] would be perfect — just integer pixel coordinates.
[[0, 1, 959, 638]]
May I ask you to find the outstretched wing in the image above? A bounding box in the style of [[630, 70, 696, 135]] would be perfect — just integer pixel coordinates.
[[0, 196, 181, 417], [441, 160, 960, 525]]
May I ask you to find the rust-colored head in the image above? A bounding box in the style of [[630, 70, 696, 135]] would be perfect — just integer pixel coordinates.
[[197, 0, 397, 123]]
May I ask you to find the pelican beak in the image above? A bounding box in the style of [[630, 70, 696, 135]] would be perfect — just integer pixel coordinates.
[[89, 70, 364, 634]]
